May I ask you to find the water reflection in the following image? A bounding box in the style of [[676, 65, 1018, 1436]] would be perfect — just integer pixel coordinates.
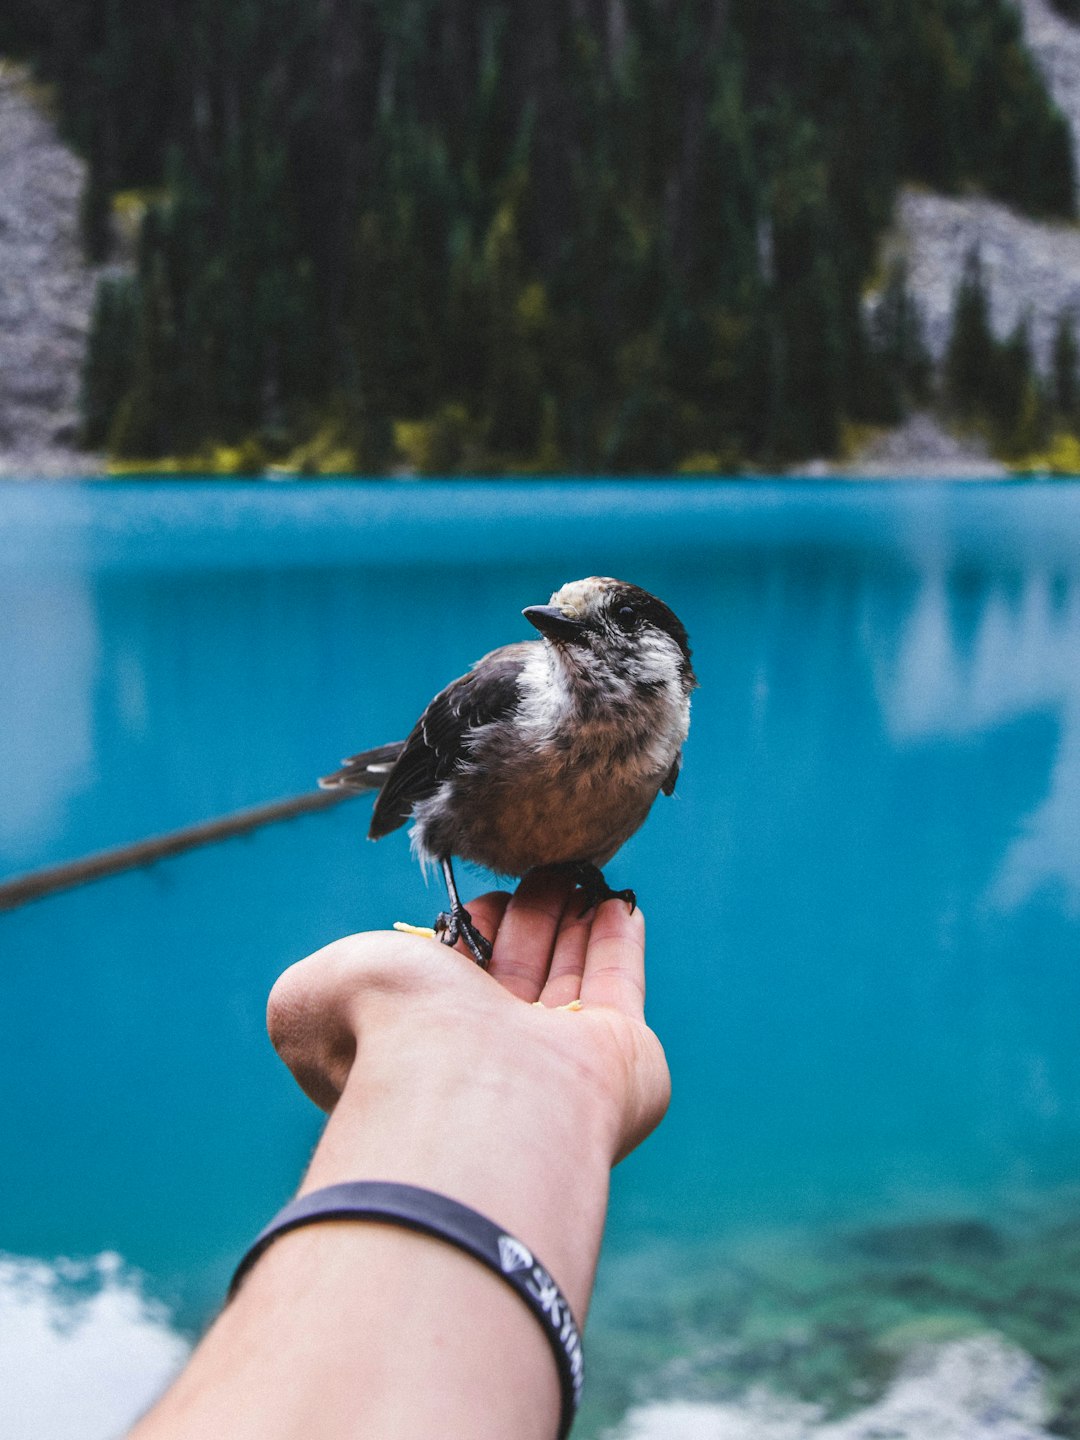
[[2, 482, 1080, 1435], [0, 574, 98, 869], [878, 564, 1080, 913]]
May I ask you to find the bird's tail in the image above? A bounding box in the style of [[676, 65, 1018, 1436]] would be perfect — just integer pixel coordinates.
[[318, 741, 405, 793]]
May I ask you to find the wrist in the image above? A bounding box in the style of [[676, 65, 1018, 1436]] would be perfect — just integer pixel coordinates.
[[300, 1007, 614, 1317]]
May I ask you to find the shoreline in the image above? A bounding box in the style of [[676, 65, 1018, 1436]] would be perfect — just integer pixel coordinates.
[[0, 411, 1033, 484]]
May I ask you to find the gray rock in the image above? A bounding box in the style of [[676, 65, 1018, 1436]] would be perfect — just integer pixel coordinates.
[[840, 412, 1008, 480], [845, 0, 1080, 478], [0, 60, 105, 478], [889, 189, 1080, 373], [887, 0, 1080, 372]]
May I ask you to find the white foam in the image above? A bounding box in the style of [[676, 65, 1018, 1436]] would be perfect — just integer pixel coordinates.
[[0, 1252, 190, 1440], [614, 1335, 1058, 1440]]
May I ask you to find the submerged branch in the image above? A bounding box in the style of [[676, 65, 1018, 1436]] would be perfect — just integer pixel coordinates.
[[0, 789, 356, 912]]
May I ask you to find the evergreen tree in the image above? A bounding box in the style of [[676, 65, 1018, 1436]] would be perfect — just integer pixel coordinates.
[[1051, 309, 1080, 426], [862, 259, 932, 423], [80, 275, 139, 449], [990, 316, 1044, 457], [44, 0, 1076, 468], [944, 247, 996, 424]]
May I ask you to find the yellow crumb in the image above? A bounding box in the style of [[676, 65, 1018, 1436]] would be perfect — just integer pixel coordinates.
[[393, 921, 438, 939], [560, 999, 585, 1012]]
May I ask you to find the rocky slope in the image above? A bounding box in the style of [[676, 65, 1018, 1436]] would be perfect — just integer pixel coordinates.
[[844, 0, 1080, 475], [892, 186, 1080, 373], [0, 61, 104, 477], [894, 0, 1080, 368], [839, 410, 1007, 479]]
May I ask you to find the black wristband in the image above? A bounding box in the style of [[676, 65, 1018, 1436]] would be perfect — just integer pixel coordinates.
[[229, 1181, 584, 1439]]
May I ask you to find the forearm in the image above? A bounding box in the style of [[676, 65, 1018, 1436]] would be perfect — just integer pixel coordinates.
[[301, 1009, 614, 1315], [132, 1019, 612, 1440]]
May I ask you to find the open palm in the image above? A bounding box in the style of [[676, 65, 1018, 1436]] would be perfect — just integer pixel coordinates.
[[267, 868, 671, 1167]]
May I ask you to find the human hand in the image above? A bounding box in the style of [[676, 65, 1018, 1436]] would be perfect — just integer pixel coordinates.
[[133, 873, 670, 1440], [132, 876, 667, 1438], [267, 867, 670, 1169]]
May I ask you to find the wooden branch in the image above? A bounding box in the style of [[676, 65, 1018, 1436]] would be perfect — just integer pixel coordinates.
[[0, 789, 357, 913]]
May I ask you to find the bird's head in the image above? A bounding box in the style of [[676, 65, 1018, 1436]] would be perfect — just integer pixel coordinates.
[[523, 577, 697, 692]]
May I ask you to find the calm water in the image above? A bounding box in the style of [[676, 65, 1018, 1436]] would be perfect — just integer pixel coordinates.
[[2, 479, 1080, 1437]]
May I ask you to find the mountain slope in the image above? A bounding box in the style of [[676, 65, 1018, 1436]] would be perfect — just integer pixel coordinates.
[[0, 62, 104, 476], [893, 0, 1080, 371]]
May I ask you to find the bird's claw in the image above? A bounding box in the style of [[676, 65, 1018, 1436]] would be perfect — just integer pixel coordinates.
[[434, 905, 493, 969], [578, 885, 636, 916], [565, 863, 636, 916]]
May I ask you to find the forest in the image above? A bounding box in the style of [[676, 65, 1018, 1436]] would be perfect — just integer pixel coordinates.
[[3, 0, 1078, 472]]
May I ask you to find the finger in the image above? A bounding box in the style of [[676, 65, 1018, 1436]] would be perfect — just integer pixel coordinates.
[[448, 890, 510, 964], [579, 900, 647, 1018], [538, 899, 593, 1007], [488, 867, 577, 1001]]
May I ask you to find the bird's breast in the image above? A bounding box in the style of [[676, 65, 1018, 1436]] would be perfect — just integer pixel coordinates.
[[410, 713, 678, 876]]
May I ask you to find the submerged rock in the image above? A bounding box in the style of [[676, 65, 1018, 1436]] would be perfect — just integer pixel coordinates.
[[581, 1199, 1080, 1440], [615, 1336, 1059, 1440], [847, 1217, 1006, 1264]]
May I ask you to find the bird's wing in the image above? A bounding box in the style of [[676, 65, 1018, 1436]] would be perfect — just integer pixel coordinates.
[[661, 752, 682, 796], [319, 741, 407, 792], [368, 644, 530, 839]]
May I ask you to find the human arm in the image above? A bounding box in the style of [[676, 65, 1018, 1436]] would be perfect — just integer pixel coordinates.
[[131, 868, 671, 1440]]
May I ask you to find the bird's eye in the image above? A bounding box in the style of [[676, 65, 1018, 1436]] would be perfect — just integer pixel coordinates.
[[615, 604, 636, 629]]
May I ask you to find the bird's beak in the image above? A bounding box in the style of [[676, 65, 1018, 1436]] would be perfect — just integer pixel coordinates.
[[523, 605, 587, 643]]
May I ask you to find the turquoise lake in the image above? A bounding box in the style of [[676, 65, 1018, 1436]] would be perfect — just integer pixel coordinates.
[[2, 478, 1080, 1438]]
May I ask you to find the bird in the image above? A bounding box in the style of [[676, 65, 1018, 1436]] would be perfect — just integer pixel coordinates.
[[319, 576, 696, 967]]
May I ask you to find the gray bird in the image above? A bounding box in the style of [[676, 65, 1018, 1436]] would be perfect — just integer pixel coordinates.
[[319, 576, 696, 966]]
